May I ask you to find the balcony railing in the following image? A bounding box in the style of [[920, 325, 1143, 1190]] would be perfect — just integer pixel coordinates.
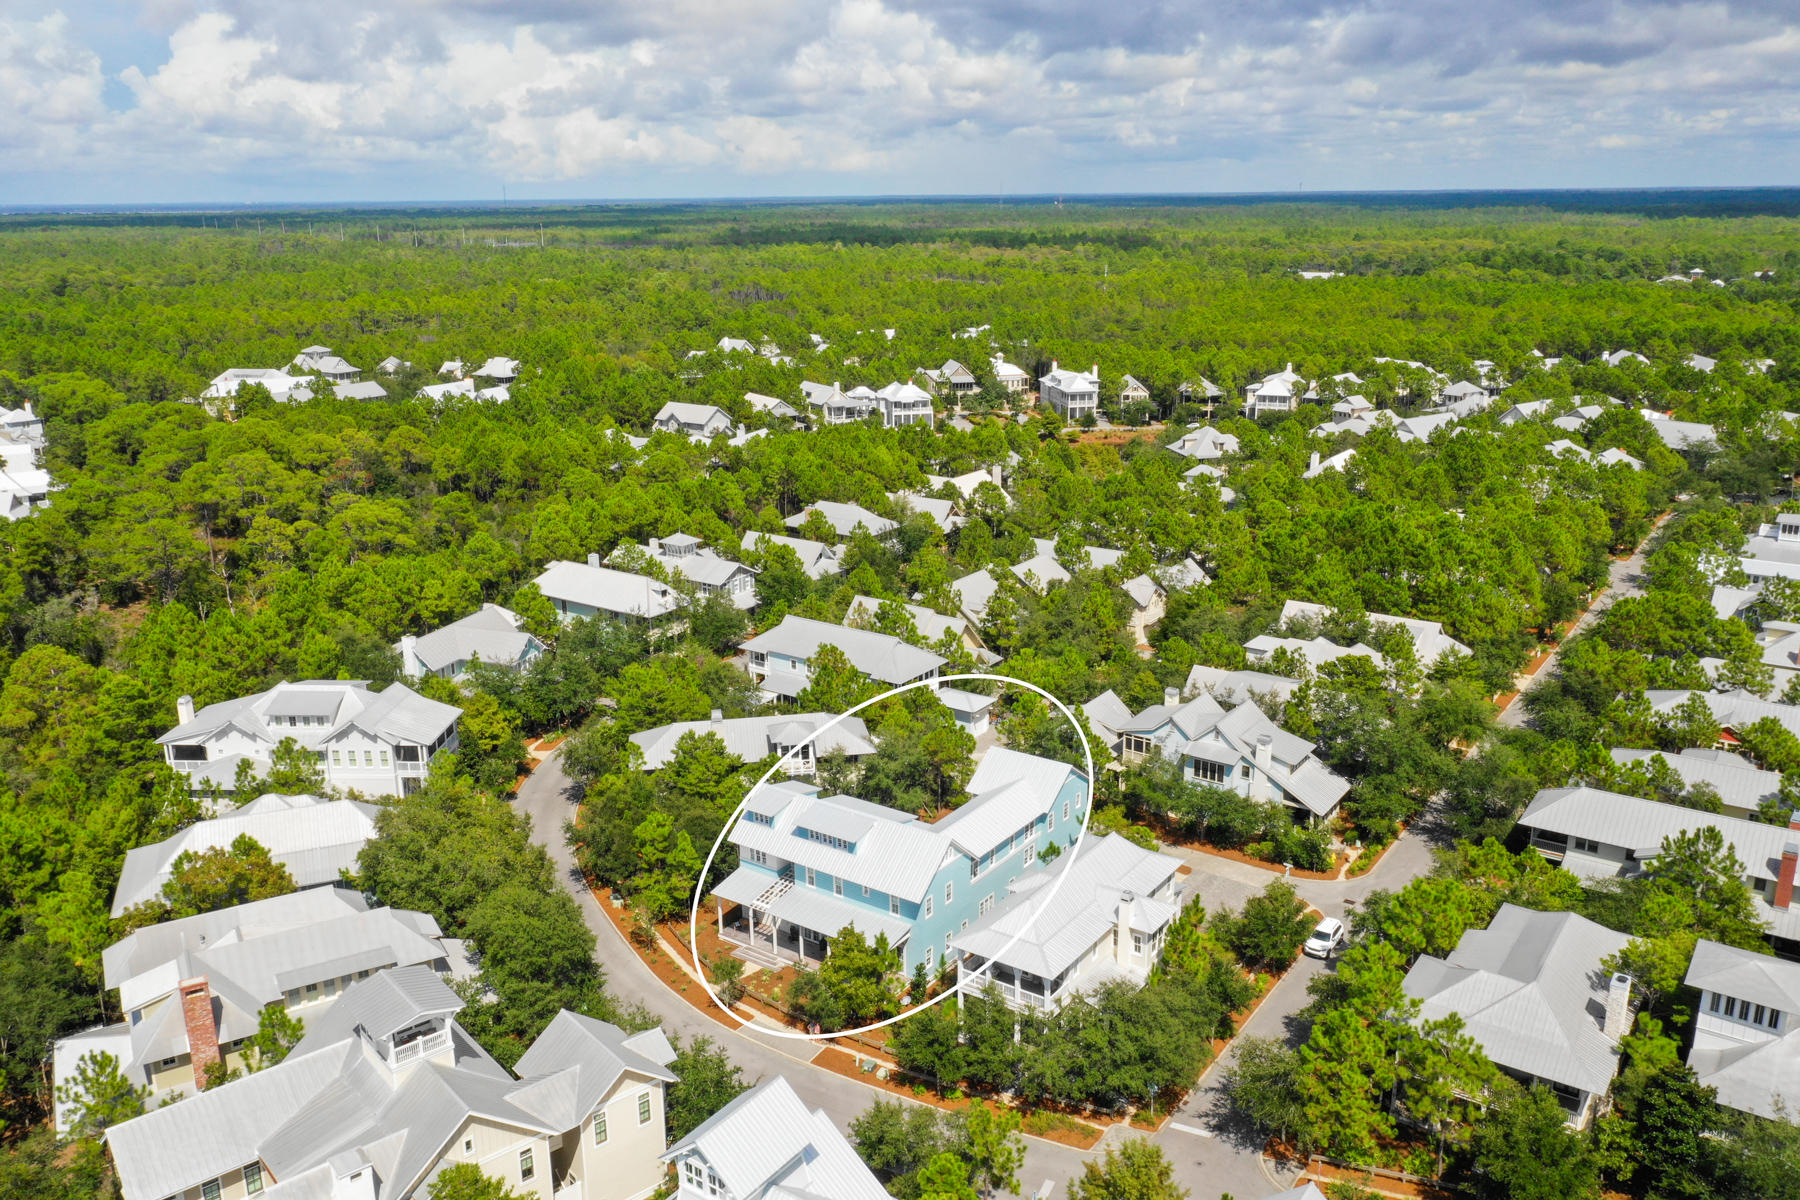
[[389, 1029, 451, 1068]]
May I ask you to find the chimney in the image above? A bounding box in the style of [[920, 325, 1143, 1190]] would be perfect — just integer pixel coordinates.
[[177, 694, 196, 725], [586, 552, 601, 568], [1777, 842, 1799, 910], [648, 537, 661, 555], [1115, 892, 1136, 966], [1603, 972, 1634, 1040], [1164, 686, 1180, 707], [1255, 734, 1273, 772], [399, 635, 417, 671], [710, 708, 724, 725], [1309, 451, 1321, 472], [1050, 359, 1059, 372], [990, 464, 1004, 487], [179, 977, 221, 1090], [1090, 363, 1099, 381]]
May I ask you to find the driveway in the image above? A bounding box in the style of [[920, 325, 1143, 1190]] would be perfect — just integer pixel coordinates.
[[1498, 512, 1671, 729]]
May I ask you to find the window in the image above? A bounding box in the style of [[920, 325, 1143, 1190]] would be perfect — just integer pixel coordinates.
[[1132, 932, 1144, 955], [944, 933, 952, 953], [1121, 734, 1154, 758], [244, 1164, 263, 1196], [380, 750, 390, 766], [1770, 1009, 1784, 1030], [593, 1111, 608, 1144], [924, 896, 934, 918], [1062, 800, 1071, 822], [364, 750, 375, 767], [978, 894, 995, 917], [1022, 840, 1034, 863], [960, 919, 968, 932], [744, 848, 768, 866], [638, 1091, 653, 1124], [861, 884, 870, 897], [1192, 759, 1230, 784], [202, 1182, 221, 1200], [1755, 1004, 1768, 1024], [683, 1161, 703, 1188], [1726, 997, 1739, 1018], [890, 896, 902, 916], [1710, 992, 1722, 1013], [1572, 836, 1601, 853], [833, 876, 843, 896], [945, 881, 954, 904], [464, 1138, 474, 1153], [331, 750, 342, 766], [1048, 808, 1055, 831], [805, 867, 817, 888], [519, 1149, 534, 1181], [160, 1056, 179, 1068]]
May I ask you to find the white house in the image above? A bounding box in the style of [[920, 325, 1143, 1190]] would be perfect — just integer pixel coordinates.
[[1303, 448, 1357, 478], [1166, 425, 1240, 461], [398, 603, 545, 680], [919, 359, 978, 395], [56, 889, 463, 1125], [1275, 600, 1470, 667], [652, 402, 737, 441], [785, 500, 897, 539], [473, 356, 521, 383], [874, 380, 936, 427], [104, 966, 679, 1200], [736, 615, 946, 702], [888, 489, 962, 533], [612, 533, 759, 610], [110, 794, 379, 916], [1119, 374, 1152, 406], [1684, 939, 1800, 1121], [992, 356, 1030, 393], [1244, 634, 1385, 675], [1639, 409, 1718, 453], [663, 1076, 888, 1200], [800, 380, 877, 425], [1740, 516, 1800, 584], [334, 379, 388, 400], [741, 530, 845, 579], [1184, 664, 1307, 707], [1519, 787, 1800, 951], [1609, 747, 1782, 818], [1601, 349, 1651, 368], [1083, 688, 1351, 822], [630, 711, 876, 775], [935, 686, 997, 738], [951, 832, 1184, 1012], [533, 556, 686, 625], [743, 391, 800, 420], [157, 681, 461, 798], [1403, 905, 1632, 1128], [1039, 361, 1100, 420], [202, 369, 314, 404], [845, 593, 998, 665], [1244, 364, 1316, 416]]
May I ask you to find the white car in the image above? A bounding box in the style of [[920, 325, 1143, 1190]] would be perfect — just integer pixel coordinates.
[[1303, 916, 1346, 958]]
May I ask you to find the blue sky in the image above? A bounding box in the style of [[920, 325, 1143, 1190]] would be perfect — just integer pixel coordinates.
[[3, 0, 1798, 204]]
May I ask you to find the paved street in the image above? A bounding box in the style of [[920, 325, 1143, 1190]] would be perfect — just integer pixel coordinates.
[[1498, 512, 1670, 728], [516, 745, 1449, 1199]]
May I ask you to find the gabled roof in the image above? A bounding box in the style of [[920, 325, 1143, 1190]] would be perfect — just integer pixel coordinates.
[[1403, 904, 1630, 1096], [952, 832, 1182, 979], [156, 681, 459, 753], [532, 560, 685, 619], [664, 1076, 888, 1200], [111, 796, 379, 916], [739, 616, 946, 685], [785, 501, 896, 538], [630, 713, 876, 769], [333, 380, 388, 400], [844, 594, 982, 651], [1277, 599, 1470, 665], [1609, 747, 1781, 813], [742, 531, 844, 579], [401, 604, 543, 674]]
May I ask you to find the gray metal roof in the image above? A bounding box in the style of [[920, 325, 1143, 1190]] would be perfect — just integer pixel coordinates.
[[1686, 938, 1800, 1012], [291, 966, 464, 1054], [1646, 688, 1800, 741], [532, 559, 684, 619], [663, 1076, 889, 1200], [157, 681, 458, 752], [401, 604, 542, 673], [1403, 904, 1631, 1096], [630, 713, 874, 769], [951, 833, 1182, 979], [1609, 747, 1782, 813], [742, 530, 844, 579], [738, 615, 945, 685], [111, 796, 379, 915], [784, 501, 896, 538]]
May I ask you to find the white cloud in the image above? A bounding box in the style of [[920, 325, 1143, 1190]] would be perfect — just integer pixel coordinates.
[[2, 0, 1798, 198]]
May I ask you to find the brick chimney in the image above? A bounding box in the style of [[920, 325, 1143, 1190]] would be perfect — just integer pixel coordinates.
[[1777, 841, 1799, 910], [179, 977, 221, 1090]]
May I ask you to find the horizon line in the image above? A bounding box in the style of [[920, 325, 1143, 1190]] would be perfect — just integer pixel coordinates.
[[6, 183, 1800, 216]]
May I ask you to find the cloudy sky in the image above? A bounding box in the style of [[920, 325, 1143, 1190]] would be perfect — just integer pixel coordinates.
[[3, 0, 1798, 204]]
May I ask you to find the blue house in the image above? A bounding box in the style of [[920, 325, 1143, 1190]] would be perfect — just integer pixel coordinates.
[[710, 747, 1089, 975]]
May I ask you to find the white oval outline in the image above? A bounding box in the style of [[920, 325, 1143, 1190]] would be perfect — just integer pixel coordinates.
[[686, 671, 1094, 1040]]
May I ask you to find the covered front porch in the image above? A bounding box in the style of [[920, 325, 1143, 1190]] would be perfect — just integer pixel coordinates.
[[709, 865, 911, 969]]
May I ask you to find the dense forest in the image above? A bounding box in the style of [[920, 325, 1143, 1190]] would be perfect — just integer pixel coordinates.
[[3, 197, 1800, 1198]]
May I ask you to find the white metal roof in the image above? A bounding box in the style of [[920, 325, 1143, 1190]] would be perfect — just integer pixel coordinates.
[[533, 559, 684, 619], [738, 615, 945, 685], [663, 1076, 889, 1200]]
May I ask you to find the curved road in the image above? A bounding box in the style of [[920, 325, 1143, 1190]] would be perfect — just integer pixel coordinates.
[[517, 748, 1444, 1198]]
